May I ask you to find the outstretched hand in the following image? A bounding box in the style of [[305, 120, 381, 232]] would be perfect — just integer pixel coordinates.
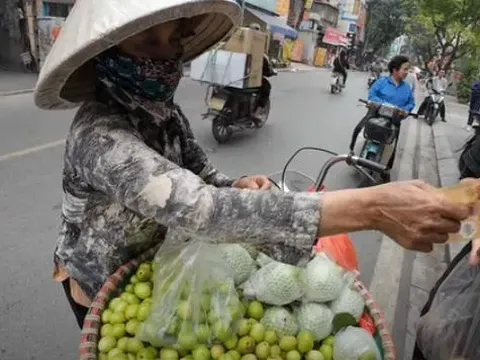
[[369, 180, 472, 252]]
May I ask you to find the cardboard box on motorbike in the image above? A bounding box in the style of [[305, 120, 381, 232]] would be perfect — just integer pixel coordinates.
[[190, 27, 266, 88]]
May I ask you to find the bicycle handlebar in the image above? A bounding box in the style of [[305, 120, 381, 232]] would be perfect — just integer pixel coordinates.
[[313, 153, 387, 191]]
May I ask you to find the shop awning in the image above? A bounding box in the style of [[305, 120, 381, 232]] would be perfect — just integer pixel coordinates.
[[247, 8, 298, 39], [322, 26, 348, 46]]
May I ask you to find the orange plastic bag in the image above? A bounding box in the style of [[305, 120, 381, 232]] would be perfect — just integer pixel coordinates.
[[359, 312, 376, 335], [314, 233, 358, 271]]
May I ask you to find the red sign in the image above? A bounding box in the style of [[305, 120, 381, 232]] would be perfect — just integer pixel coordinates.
[[322, 26, 348, 46]]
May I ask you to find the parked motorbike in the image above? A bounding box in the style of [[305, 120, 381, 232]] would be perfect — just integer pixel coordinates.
[[424, 89, 445, 126], [354, 99, 414, 183], [330, 72, 343, 94], [202, 58, 277, 144]]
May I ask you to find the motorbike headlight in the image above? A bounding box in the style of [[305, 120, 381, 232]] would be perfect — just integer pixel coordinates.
[[378, 105, 396, 118]]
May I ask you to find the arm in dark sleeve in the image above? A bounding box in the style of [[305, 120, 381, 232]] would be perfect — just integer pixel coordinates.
[[175, 105, 234, 187], [69, 115, 321, 250]]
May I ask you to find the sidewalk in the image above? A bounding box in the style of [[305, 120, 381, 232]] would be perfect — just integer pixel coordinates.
[[0, 71, 37, 96]]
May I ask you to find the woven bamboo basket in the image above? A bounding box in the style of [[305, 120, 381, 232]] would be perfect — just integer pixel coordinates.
[[79, 247, 396, 360]]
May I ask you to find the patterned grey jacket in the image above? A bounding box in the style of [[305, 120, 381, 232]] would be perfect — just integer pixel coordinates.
[[55, 99, 322, 300]]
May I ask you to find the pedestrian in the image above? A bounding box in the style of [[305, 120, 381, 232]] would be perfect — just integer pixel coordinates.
[[466, 79, 480, 131], [34, 0, 474, 328]]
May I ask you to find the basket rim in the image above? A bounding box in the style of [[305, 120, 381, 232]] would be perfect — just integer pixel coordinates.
[[79, 250, 396, 360]]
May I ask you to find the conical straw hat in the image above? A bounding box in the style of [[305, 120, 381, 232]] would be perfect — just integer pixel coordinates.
[[34, 0, 241, 110]]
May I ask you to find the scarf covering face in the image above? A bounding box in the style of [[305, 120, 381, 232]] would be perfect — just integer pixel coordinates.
[[95, 51, 183, 123]]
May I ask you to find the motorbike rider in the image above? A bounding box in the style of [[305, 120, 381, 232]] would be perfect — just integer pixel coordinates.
[[349, 55, 415, 176], [418, 69, 449, 122], [34, 0, 471, 328], [333, 50, 350, 87], [249, 23, 276, 125]]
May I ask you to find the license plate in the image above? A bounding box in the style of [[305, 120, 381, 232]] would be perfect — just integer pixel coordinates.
[[209, 97, 226, 111]]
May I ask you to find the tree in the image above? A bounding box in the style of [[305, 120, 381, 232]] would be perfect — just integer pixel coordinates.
[[456, 50, 480, 102], [363, 0, 406, 55], [402, 0, 480, 70]]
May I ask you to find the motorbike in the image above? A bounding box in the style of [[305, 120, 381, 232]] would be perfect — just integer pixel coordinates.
[[330, 72, 343, 94], [202, 58, 277, 144], [424, 88, 445, 126], [354, 99, 413, 183]]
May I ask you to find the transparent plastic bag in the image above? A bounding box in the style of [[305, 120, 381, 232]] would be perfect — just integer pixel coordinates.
[[415, 245, 480, 360], [137, 236, 253, 348]]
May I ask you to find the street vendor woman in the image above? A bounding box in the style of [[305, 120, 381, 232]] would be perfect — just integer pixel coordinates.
[[34, 0, 474, 328]]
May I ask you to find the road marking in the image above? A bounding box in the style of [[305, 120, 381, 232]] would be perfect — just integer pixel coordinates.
[[0, 139, 65, 163], [368, 118, 418, 328]]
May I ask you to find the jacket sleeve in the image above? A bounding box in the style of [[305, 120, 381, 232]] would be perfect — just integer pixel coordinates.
[[68, 114, 321, 250], [175, 106, 234, 187]]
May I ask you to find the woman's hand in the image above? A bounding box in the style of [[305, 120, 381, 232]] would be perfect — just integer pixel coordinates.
[[369, 180, 472, 252], [320, 180, 473, 253], [232, 175, 272, 190]]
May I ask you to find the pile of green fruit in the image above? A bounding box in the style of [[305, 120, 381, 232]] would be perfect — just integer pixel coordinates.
[[97, 261, 338, 360], [96, 244, 383, 360]]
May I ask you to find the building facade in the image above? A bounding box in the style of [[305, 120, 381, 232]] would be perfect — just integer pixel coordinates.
[[311, 0, 339, 30], [336, 0, 365, 56]]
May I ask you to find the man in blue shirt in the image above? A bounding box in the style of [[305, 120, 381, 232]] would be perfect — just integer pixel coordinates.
[[350, 55, 415, 175], [368, 56, 415, 112]]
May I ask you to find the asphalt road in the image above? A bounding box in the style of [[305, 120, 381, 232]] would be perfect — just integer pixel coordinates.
[[0, 70, 396, 359]]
